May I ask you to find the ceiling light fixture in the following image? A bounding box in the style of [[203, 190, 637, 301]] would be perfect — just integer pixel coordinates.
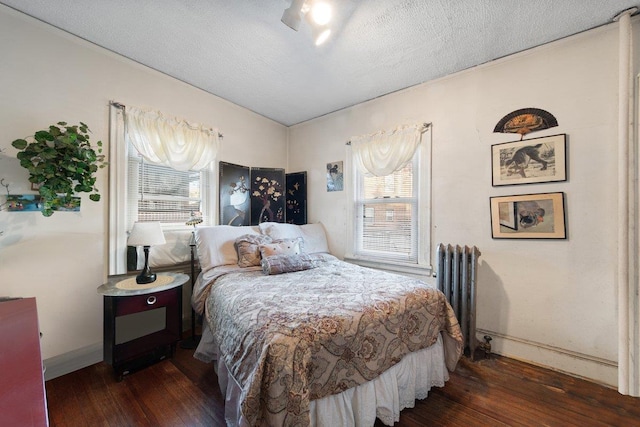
[[281, 0, 332, 45], [309, 1, 332, 26], [281, 0, 306, 31]]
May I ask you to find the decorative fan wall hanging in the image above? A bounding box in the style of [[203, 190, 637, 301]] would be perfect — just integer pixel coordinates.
[[493, 108, 558, 139]]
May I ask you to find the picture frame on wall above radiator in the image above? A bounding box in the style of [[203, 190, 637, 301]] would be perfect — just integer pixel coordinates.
[[490, 192, 566, 239], [491, 134, 567, 186]]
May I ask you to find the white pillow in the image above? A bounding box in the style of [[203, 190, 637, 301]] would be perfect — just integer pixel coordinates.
[[195, 225, 260, 272], [258, 222, 329, 254]]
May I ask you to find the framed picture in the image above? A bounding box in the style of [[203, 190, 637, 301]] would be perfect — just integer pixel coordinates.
[[6, 194, 81, 212], [250, 167, 285, 225], [491, 134, 566, 186], [219, 161, 250, 226], [285, 171, 307, 225], [490, 192, 566, 239], [327, 161, 343, 191]]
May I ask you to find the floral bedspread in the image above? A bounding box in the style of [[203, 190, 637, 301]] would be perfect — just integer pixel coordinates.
[[202, 256, 463, 426]]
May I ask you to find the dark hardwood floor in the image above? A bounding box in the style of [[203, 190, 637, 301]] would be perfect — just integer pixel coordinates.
[[45, 338, 640, 427]]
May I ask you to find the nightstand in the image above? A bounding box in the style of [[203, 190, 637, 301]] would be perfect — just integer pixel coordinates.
[[97, 272, 188, 380]]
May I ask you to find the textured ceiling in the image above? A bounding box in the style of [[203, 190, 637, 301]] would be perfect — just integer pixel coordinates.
[[1, 1, 638, 126]]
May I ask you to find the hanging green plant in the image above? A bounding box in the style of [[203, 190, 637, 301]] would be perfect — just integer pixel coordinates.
[[11, 121, 107, 217]]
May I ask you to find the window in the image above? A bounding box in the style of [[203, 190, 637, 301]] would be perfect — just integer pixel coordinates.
[[355, 158, 418, 263], [108, 105, 217, 275], [126, 142, 208, 228], [346, 126, 431, 274]]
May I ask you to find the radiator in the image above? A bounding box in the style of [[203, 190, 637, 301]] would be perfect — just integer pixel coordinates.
[[435, 243, 481, 356]]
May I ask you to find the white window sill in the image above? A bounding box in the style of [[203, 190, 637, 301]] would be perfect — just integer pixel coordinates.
[[344, 256, 433, 280]]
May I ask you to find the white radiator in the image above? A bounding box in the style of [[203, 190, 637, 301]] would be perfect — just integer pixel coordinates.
[[435, 243, 481, 356]]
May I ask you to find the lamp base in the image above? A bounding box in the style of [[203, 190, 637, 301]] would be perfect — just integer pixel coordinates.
[[136, 245, 156, 284], [136, 272, 157, 284]]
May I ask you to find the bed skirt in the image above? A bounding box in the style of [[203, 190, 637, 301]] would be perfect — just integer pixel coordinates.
[[195, 325, 449, 427]]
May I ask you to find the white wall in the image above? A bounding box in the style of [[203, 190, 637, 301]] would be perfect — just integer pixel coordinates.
[[288, 20, 640, 386], [0, 5, 287, 371]]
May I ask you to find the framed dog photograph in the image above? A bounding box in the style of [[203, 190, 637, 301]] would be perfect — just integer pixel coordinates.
[[491, 134, 566, 186], [490, 192, 566, 239]]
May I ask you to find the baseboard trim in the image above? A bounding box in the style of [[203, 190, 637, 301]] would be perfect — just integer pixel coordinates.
[[43, 342, 103, 381], [477, 328, 618, 388]]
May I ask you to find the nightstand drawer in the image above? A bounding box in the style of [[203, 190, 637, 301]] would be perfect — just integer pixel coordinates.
[[114, 288, 178, 316]]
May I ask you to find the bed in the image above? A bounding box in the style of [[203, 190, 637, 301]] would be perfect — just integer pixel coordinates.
[[191, 222, 463, 427]]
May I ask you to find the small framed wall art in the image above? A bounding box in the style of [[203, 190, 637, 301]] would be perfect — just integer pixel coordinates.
[[491, 134, 566, 186], [326, 161, 343, 192], [490, 192, 566, 239]]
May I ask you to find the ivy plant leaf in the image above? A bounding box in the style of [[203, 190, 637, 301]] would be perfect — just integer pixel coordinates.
[[89, 194, 100, 202], [49, 126, 62, 137], [11, 139, 28, 149], [34, 130, 53, 141]]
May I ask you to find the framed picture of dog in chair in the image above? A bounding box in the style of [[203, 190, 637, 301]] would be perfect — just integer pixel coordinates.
[[491, 134, 566, 186], [490, 192, 566, 239]]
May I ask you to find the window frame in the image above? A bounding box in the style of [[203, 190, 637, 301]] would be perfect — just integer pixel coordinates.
[[345, 127, 432, 276], [354, 156, 419, 263], [108, 106, 217, 275]]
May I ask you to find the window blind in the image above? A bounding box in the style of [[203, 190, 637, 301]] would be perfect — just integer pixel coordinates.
[[356, 160, 418, 263], [127, 143, 202, 227]]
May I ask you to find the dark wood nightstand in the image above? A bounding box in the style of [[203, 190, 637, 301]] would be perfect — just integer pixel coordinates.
[[97, 272, 188, 380]]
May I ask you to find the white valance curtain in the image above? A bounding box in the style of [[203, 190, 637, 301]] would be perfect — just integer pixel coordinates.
[[125, 106, 220, 171], [350, 124, 425, 176]]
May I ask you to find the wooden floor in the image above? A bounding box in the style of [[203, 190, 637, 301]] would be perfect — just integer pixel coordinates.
[[45, 339, 640, 427]]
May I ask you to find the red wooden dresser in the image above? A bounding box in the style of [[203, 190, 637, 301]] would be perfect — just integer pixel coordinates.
[[0, 297, 49, 426]]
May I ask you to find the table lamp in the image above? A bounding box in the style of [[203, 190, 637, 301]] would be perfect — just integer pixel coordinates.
[[128, 222, 166, 284]]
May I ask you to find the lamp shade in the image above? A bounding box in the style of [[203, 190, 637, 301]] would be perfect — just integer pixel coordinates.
[[128, 222, 166, 247]]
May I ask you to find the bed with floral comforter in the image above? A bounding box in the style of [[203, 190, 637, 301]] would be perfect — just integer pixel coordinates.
[[195, 254, 463, 426]]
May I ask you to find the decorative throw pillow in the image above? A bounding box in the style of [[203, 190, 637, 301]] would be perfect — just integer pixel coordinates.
[[235, 234, 272, 267], [258, 222, 330, 254], [258, 237, 303, 258], [261, 253, 317, 275]]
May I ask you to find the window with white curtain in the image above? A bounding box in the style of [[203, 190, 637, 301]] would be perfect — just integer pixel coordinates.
[[126, 140, 207, 226], [346, 124, 431, 274], [108, 104, 219, 275]]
